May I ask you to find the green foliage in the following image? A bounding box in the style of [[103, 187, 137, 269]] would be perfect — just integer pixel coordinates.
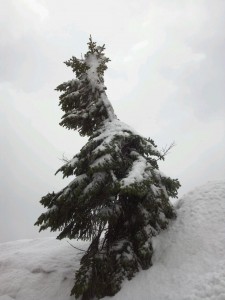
[[55, 36, 113, 137], [35, 36, 181, 299]]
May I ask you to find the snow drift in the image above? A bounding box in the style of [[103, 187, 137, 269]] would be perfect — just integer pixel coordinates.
[[0, 180, 225, 300]]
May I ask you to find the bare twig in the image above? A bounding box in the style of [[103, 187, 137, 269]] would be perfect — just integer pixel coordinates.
[[157, 141, 176, 161], [59, 153, 70, 163], [67, 241, 87, 252]]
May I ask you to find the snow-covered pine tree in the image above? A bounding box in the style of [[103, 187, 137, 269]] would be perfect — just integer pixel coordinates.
[[35, 36, 180, 300]]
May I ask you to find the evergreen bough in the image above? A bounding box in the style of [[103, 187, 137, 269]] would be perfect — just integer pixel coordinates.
[[35, 36, 180, 300]]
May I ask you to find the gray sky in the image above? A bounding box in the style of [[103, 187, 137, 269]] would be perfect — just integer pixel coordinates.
[[0, 0, 224, 242]]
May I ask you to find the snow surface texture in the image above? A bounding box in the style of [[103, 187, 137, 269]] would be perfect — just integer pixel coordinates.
[[0, 180, 225, 300]]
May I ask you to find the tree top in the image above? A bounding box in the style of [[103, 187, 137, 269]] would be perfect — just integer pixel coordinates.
[[55, 36, 116, 136]]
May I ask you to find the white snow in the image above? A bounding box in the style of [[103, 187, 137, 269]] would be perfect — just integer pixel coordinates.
[[68, 174, 88, 186], [90, 118, 159, 158], [93, 119, 134, 143], [0, 238, 89, 300], [82, 172, 106, 195], [0, 180, 225, 300], [91, 153, 112, 168], [86, 54, 101, 88], [122, 155, 151, 187], [100, 92, 115, 121], [91, 118, 142, 157], [85, 53, 116, 121]]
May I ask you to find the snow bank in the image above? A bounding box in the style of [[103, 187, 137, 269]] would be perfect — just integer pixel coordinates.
[[108, 180, 225, 300], [0, 180, 225, 300], [0, 238, 89, 300]]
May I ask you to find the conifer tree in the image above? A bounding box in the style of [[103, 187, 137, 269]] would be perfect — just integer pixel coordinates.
[[35, 36, 180, 300]]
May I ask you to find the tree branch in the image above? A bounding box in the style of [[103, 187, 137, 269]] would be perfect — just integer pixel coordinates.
[[58, 153, 70, 163], [157, 141, 176, 160], [67, 241, 87, 252]]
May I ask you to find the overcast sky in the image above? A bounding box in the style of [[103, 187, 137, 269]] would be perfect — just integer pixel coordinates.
[[0, 0, 224, 242]]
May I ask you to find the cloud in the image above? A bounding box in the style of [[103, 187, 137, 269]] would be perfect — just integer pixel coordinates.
[[0, 84, 57, 242], [178, 37, 225, 121], [131, 40, 149, 52], [21, 0, 49, 20], [0, 0, 48, 44], [0, 1, 51, 91], [155, 0, 225, 122]]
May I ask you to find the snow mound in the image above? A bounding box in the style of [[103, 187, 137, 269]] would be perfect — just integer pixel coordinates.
[[0, 180, 225, 300], [108, 180, 225, 300], [0, 238, 89, 300]]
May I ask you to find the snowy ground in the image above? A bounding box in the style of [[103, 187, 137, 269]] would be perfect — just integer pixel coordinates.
[[0, 180, 225, 300]]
